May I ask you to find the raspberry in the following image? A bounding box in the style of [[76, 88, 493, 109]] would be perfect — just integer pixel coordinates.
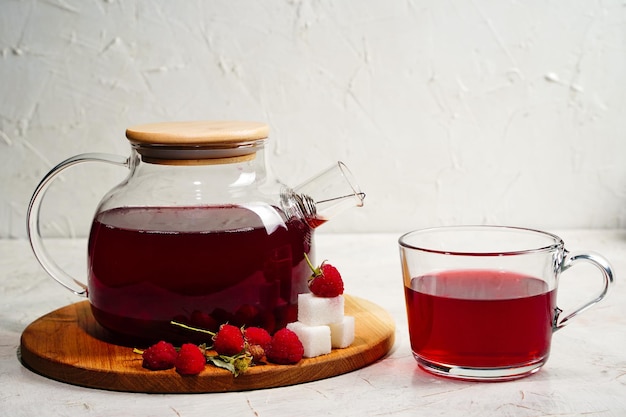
[[244, 326, 272, 362], [175, 343, 206, 375], [213, 324, 245, 356], [141, 340, 178, 370], [306, 258, 344, 298], [247, 344, 266, 363], [266, 328, 304, 365], [244, 327, 272, 351]]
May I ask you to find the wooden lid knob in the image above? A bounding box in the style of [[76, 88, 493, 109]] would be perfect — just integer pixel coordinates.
[[126, 121, 269, 145], [125, 121, 269, 164]]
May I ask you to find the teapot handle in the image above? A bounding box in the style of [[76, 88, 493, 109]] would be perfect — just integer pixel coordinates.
[[27, 153, 130, 296]]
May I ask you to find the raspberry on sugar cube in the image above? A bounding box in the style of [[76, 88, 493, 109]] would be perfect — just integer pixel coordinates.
[[297, 293, 344, 326], [329, 315, 355, 348], [286, 321, 332, 358]]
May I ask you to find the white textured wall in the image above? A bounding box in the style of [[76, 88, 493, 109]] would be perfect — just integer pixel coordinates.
[[1, 0, 625, 238]]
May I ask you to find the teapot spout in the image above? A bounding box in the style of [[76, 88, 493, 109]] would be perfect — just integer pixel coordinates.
[[280, 161, 365, 228]]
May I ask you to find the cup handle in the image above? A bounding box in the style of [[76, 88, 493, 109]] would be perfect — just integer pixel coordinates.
[[27, 153, 129, 296], [554, 251, 615, 330]]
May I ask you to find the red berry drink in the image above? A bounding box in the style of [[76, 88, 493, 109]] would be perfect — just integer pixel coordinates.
[[404, 269, 556, 372], [88, 205, 312, 342]]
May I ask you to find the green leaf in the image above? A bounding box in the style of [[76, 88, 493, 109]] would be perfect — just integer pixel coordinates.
[[207, 356, 235, 374]]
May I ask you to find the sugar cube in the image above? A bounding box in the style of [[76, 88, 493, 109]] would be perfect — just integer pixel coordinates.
[[329, 315, 355, 348], [297, 293, 344, 326], [286, 321, 331, 358]]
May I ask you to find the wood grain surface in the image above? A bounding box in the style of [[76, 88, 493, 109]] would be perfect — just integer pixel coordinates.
[[20, 295, 395, 393]]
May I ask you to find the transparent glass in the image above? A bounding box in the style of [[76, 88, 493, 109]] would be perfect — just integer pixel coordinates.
[[27, 140, 364, 342], [281, 161, 365, 228], [398, 225, 614, 381]]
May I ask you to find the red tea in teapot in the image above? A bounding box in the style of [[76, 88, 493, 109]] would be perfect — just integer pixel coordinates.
[[87, 205, 313, 342]]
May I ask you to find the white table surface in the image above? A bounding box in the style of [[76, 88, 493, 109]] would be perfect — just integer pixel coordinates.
[[1, 230, 625, 416]]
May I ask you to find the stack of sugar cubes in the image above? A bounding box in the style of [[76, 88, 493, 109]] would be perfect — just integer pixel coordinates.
[[286, 293, 355, 358]]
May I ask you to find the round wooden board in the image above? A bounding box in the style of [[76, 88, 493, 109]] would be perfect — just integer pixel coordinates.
[[20, 295, 395, 393]]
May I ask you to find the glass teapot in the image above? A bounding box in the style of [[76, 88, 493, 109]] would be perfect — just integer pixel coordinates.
[[27, 121, 364, 342]]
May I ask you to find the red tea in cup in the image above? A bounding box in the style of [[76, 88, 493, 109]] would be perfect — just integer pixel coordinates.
[[405, 269, 555, 369], [399, 226, 613, 381]]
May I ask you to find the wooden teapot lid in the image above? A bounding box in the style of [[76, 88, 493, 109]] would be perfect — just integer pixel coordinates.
[[125, 121, 269, 164]]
